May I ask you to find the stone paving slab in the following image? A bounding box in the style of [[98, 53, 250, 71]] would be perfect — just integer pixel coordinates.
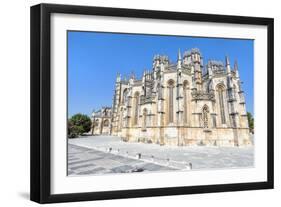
[[68, 144, 175, 176]]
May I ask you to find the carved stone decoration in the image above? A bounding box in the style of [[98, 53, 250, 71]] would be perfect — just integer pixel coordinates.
[[191, 91, 215, 101]]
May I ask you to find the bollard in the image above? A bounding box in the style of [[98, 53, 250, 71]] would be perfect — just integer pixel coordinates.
[[137, 153, 141, 159], [166, 158, 170, 166], [186, 162, 192, 170]]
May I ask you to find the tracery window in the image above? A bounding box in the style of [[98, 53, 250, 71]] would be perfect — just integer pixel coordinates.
[[183, 80, 189, 124], [217, 85, 226, 124], [168, 80, 175, 123], [134, 92, 139, 125], [122, 88, 128, 104]]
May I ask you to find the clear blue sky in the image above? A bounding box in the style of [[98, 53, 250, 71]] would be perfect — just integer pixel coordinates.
[[68, 31, 254, 117]]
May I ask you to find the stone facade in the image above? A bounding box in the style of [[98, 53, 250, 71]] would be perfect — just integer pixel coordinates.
[[91, 107, 112, 135], [92, 48, 252, 147]]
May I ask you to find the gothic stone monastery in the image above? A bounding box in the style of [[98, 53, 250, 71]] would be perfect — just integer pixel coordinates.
[[91, 48, 252, 147]]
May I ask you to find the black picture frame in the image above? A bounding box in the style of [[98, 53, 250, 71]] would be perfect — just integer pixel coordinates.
[[30, 3, 274, 204]]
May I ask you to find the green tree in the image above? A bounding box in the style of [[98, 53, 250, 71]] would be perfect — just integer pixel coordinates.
[[247, 112, 254, 133], [68, 113, 92, 138]]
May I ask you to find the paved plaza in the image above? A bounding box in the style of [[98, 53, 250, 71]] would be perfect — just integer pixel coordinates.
[[68, 144, 175, 175], [68, 135, 254, 176]]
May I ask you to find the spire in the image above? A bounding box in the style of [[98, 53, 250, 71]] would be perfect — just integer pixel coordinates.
[[225, 56, 231, 75], [234, 60, 238, 70], [177, 48, 182, 70], [225, 56, 230, 66], [177, 48, 182, 60], [142, 70, 146, 82], [234, 60, 240, 79]]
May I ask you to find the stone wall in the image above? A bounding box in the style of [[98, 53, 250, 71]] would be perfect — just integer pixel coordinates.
[[118, 126, 252, 147]]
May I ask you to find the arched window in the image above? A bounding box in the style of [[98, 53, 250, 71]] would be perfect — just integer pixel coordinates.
[[168, 79, 175, 123], [202, 105, 209, 128], [122, 89, 128, 104], [142, 108, 147, 129], [183, 80, 189, 124], [103, 119, 109, 127], [217, 85, 226, 124], [134, 92, 139, 125]]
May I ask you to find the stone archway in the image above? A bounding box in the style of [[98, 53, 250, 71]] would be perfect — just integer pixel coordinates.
[[101, 119, 110, 135]]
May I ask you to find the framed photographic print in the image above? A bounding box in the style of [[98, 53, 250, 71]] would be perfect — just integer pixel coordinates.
[[30, 3, 274, 203]]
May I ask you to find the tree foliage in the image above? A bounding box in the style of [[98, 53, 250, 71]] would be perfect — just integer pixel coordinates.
[[68, 113, 92, 138], [247, 112, 254, 133]]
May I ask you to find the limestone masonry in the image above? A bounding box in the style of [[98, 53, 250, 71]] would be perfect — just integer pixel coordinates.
[[91, 48, 252, 147]]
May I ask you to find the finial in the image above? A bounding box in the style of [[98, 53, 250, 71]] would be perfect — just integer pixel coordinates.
[[177, 48, 182, 60], [234, 60, 238, 71], [225, 56, 230, 66], [116, 73, 121, 82]]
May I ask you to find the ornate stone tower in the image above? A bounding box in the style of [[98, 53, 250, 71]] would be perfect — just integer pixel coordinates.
[[111, 73, 121, 134]]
